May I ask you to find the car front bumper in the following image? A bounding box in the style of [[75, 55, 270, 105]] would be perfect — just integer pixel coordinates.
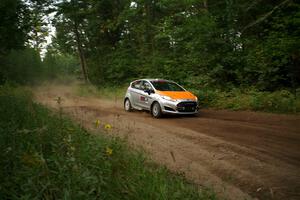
[[160, 99, 199, 114]]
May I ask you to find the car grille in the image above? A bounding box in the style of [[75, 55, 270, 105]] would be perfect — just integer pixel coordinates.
[[176, 101, 197, 112]]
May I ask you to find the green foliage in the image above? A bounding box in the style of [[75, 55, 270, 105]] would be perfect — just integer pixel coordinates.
[[0, 0, 53, 85], [243, 2, 300, 90], [1, 48, 42, 84], [25, 0, 51, 52], [43, 52, 79, 79], [76, 83, 127, 99], [1, 0, 299, 114], [0, 48, 79, 85], [0, 0, 29, 54], [0, 86, 216, 199], [51, 0, 300, 90], [195, 88, 299, 113]]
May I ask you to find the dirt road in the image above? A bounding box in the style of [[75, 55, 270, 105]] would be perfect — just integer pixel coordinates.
[[34, 83, 300, 200]]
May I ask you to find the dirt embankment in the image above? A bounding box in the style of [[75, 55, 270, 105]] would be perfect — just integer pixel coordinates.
[[34, 83, 300, 200]]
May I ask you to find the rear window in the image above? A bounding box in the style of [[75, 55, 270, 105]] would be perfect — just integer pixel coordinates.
[[150, 81, 185, 91], [131, 81, 142, 90]]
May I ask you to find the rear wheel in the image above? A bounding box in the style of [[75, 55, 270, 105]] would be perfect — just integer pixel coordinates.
[[124, 99, 132, 112], [151, 102, 162, 118]]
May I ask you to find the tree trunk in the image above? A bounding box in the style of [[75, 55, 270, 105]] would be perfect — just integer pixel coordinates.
[[203, 0, 208, 9], [74, 20, 89, 82]]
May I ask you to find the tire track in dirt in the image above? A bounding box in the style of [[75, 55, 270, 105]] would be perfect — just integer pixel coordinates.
[[33, 83, 300, 200]]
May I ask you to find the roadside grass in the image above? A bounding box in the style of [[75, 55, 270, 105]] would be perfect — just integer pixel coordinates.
[[194, 88, 300, 114], [0, 85, 216, 200], [76, 83, 126, 100]]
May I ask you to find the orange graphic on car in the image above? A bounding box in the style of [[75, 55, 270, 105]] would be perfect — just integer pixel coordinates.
[[157, 91, 197, 101]]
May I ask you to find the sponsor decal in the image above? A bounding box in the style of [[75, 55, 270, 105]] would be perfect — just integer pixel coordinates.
[[140, 96, 148, 101]]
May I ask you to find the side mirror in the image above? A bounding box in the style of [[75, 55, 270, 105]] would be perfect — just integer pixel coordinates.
[[144, 89, 154, 95]]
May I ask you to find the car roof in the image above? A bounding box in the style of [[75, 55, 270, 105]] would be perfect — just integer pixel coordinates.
[[132, 78, 173, 82]]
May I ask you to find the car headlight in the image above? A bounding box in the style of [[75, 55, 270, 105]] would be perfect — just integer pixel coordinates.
[[161, 96, 177, 102]]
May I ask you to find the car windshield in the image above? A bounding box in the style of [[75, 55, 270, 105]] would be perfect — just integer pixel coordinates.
[[150, 81, 185, 91]]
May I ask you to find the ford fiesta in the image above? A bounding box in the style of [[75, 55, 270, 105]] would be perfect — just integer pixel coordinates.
[[124, 79, 199, 118]]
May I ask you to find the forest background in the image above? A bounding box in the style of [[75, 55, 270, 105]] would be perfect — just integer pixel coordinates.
[[1, 0, 299, 113]]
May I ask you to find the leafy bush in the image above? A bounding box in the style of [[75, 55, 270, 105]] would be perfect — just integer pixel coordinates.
[[249, 90, 298, 113], [1, 48, 42, 84], [76, 83, 127, 99], [0, 86, 215, 200], [195, 87, 299, 113], [42, 53, 79, 80]]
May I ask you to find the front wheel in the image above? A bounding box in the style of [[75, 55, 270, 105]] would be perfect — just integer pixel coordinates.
[[151, 102, 162, 118], [124, 99, 132, 112]]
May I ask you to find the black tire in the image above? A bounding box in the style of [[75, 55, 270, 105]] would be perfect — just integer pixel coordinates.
[[124, 98, 132, 112], [151, 102, 162, 118]]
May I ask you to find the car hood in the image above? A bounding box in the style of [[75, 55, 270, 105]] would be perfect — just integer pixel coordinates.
[[157, 91, 197, 101]]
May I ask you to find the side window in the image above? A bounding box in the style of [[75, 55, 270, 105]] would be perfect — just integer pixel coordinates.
[[143, 81, 152, 90], [140, 81, 146, 90], [131, 81, 141, 90]]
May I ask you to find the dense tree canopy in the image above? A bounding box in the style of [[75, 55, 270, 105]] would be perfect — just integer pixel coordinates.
[[51, 0, 300, 90], [0, 0, 299, 90], [0, 0, 45, 84]]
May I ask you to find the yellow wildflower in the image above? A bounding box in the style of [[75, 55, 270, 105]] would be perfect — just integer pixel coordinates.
[[104, 123, 112, 130], [95, 119, 101, 128], [106, 147, 113, 156]]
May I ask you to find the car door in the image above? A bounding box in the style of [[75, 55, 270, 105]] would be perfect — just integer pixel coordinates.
[[137, 81, 153, 110], [130, 80, 143, 107]]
